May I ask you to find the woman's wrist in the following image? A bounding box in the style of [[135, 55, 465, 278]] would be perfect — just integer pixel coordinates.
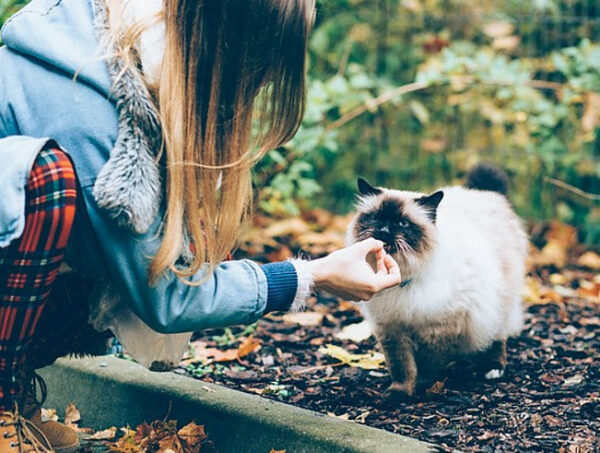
[[304, 256, 329, 290]]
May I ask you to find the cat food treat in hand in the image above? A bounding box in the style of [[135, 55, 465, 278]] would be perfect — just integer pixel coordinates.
[[346, 163, 527, 400]]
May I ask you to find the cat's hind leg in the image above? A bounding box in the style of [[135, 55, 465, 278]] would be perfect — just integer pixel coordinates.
[[378, 328, 417, 399], [477, 339, 507, 380]]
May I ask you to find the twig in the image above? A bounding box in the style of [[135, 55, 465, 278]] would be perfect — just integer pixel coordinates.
[[544, 176, 600, 202], [336, 41, 353, 78], [290, 362, 345, 375], [324, 76, 564, 133], [325, 81, 429, 132]]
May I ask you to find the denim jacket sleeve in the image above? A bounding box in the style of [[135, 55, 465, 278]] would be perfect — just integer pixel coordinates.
[[77, 187, 298, 334]]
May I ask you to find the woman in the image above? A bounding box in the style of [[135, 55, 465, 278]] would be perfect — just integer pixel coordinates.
[[0, 0, 401, 450]]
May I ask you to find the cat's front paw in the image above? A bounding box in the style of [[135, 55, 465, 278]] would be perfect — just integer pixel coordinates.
[[384, 381, 415, 402]]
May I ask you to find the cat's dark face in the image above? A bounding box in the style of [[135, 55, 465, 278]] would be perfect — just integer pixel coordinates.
[[351, 178, 443, 264]]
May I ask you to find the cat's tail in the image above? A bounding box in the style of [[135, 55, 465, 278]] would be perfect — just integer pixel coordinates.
[[465, 162, 509, 195]]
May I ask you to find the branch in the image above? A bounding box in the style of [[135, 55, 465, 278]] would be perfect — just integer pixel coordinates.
[[324, 76, 564, 133], [544, 177, 600, 203]]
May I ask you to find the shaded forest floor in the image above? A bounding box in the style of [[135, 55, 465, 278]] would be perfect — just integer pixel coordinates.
[[176, 213, 599, 452]]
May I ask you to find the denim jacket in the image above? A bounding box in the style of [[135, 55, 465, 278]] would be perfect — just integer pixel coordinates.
[[0, 0, 303, 343]]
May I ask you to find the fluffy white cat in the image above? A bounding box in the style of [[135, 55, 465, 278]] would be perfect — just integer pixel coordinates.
[[346, 164, 527, 398]]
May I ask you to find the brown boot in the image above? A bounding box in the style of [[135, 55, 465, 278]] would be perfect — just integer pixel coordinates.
[[0, 405, 53, 452], [19, 371, 79, 453], [25, 409, 78, 453]]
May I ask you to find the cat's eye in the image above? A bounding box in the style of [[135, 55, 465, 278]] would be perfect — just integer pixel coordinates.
[[398, 219, 409, 228]]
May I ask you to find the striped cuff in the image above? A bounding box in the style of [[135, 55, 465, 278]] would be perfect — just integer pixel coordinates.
[[261, 261, 298, 313]]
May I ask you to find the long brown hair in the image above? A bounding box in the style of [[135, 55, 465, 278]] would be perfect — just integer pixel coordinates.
[[105, 0, 313, 283]]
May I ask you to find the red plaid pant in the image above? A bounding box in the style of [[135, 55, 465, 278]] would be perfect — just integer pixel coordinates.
[[0, 147, 77, 409]]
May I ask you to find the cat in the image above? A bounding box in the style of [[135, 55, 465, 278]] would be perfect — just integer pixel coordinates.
[[346, 163, 527, 399]]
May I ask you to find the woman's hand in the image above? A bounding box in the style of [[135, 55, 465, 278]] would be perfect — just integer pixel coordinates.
[[306, 238, 402, 301]]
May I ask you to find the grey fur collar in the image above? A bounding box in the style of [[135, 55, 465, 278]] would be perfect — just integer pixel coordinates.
[[91, 0, 162, 234]]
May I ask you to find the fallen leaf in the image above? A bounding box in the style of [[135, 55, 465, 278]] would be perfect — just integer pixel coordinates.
[[577, 251, 600, 270], [426, 380, 446, 394], [90, 426, 118, 440], [64, 402, 80, 425], [263, 218, 309, 238], [236, 336, 262, 359], [354, 411, 370, 423], [178, 422, 206, 453], [536, 240, 568, 268], [40, 408, 58, 423], [282, 311, 323, 326], [319, 344, 386, 370], [334, 320, 373, 342], [564, 374, 584, 386], [327, 411, 350, 420]]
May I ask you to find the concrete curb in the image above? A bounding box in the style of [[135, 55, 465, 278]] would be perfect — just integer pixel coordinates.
[[39, 356, 436, 453]]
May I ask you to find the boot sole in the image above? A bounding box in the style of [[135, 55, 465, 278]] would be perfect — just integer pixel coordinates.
[[52, 440, 80, 453]]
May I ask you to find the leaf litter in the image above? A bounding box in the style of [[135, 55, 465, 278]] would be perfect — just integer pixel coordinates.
[[46, 216, 598, 452], [176, 215, 600, 452]]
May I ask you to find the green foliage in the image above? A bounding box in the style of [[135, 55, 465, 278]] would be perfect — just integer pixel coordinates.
[[255, 0, 600, 243], [1, 0, 599, 241]]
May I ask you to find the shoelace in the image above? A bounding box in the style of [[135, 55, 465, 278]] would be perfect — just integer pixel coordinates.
[[0, 405, 53, 453], [17, 370, 48, 420], [26, 371, 47, 413]]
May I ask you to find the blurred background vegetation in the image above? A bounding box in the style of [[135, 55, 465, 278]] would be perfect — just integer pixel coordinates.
[[2, 0, 599, 243]]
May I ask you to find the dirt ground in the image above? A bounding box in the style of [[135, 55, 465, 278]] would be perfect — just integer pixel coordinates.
[[178, 217, 600, 452]]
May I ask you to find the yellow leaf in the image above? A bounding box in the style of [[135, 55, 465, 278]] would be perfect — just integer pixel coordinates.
[[319, 344, 385, 370]]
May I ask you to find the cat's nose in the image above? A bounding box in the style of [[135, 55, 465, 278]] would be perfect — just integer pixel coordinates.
[[379, 225, 390, 234]]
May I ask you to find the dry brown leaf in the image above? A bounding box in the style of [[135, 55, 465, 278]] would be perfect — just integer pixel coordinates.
[[236, 336, 262, 359], [545, 222, 578, 249], [90, 426, 118, 440], [270, 450, 286, 453], [577, 251, 600, 270], [263, 218, 309, 238], [523, 277, 565, 306], [158, 434, 182, 452], [426, 380, 446, 394], [536, 240, 568, 268], [282, 311, 324, 326], [178, 422, 206, 453], [577, 280, 600, 302], [40, 408, 58, 423], [327, 411, 350, 420], [64, 402, 80, 425]]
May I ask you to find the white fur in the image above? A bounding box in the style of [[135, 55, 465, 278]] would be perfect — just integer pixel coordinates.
[[351, 186, 527, 355], [485, 368, 504, 380], [289, 258, 315, 311], [122, 0, 166, 86]]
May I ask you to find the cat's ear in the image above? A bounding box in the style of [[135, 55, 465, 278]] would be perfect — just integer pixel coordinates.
[[357, 177, 382, 196], [416, 190, 444, 222]]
